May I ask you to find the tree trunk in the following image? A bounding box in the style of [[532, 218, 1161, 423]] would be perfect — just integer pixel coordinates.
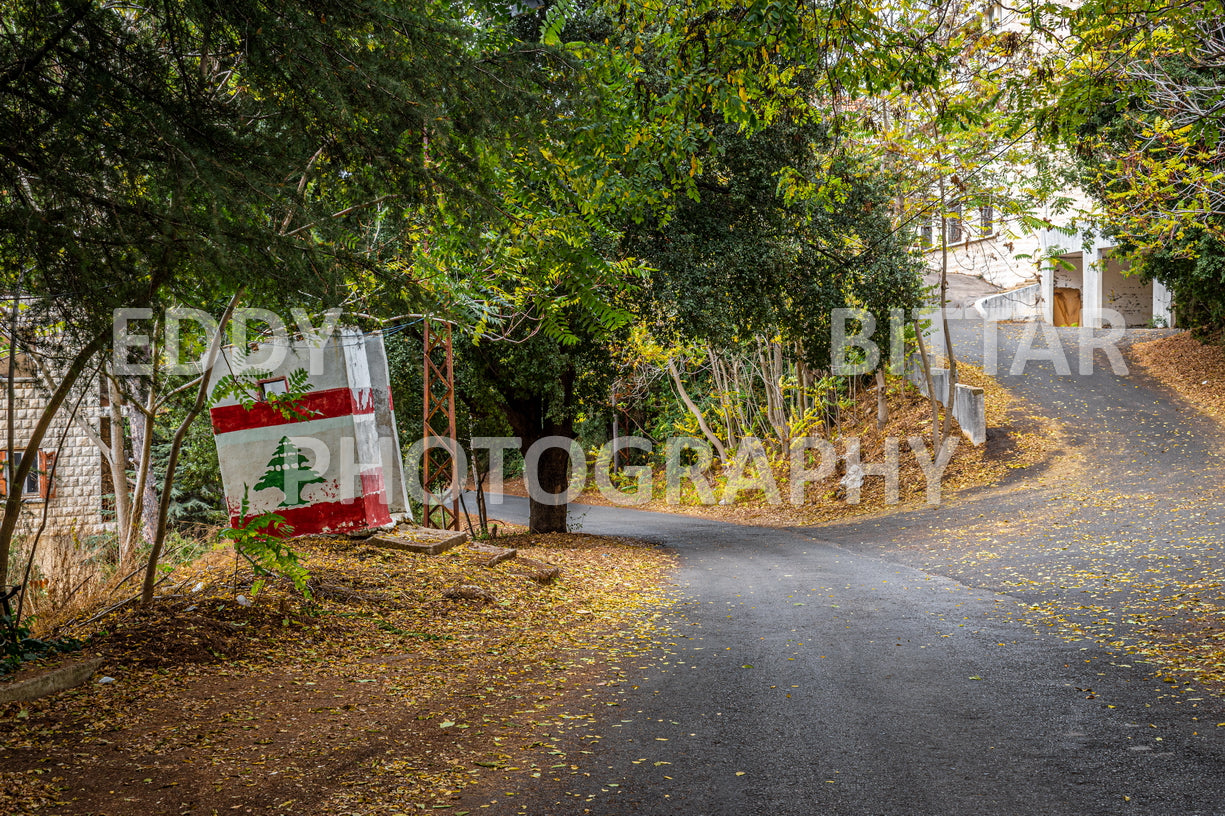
[[609, 384, 619, 473], [501, 385, 577, 534], [126, 392, 158, 550], [667, 357, 727, 462], [107, 375, 132, 563], [142, 289, 242, 606], [527, 438, 570, 533], [938, 171, 958, 449], [771, 340, 789, 440], [5, 288, 18, 581], [728, 355, 754, 438], [474, 463, 488, 536], [706, 347, 739, 449], [795, 342, 810, 415], [875, 368, 889, 430], [754, 338, 788, 442], [913, 318, 940, 451]]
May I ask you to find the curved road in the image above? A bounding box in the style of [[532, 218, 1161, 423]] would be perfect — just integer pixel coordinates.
[[475, 323, 1225, 815]]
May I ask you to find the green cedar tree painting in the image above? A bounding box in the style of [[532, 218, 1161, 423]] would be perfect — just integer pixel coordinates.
[[254, 437, 326, 508]]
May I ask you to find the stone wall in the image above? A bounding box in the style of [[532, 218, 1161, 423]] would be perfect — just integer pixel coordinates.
[[0, 377, 105, 543]]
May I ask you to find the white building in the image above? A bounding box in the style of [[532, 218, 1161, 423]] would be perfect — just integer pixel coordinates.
[[911, 1, 1178, 329], [918, 207, 1176, 329], [1035, 226, 1175, 328]]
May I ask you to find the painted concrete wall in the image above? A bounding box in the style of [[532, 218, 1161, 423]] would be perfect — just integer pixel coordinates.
[[362, 334, 410, 519], [921, 220, 1044, 291], [1154, 279, 1175, 327], [1102, 252, 1155, 327], [1051, 252, 1083, 290], [973, 284, 1041, 322], [953, 385, 987, 446], [208, 329, 407, 537]]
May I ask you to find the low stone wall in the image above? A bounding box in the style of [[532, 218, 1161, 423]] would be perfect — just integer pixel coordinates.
[[906, 358, 987, 446], [973, 283, 1041, 322]]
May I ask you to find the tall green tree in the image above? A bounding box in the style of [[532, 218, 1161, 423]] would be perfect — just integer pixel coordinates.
[[626, 117, 924, 372], [424, 0, 947, 530]]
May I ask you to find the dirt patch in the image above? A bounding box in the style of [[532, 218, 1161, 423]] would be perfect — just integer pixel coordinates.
[[1129, 330, 1225, 425], [0, 533, 675, 815]]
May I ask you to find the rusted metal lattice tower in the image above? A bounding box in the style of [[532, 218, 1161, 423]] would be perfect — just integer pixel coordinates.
[[422, 319, 459, 529]]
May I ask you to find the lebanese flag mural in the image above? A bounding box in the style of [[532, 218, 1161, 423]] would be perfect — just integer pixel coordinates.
[[208, 330, 400, 537]]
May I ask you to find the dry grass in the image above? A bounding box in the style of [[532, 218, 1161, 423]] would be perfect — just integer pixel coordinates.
[[9, 534, 114, 637], [9, 526, 226, 639]]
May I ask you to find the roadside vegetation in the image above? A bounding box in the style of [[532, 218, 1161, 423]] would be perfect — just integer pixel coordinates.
[[495, 361, 1052, 527]]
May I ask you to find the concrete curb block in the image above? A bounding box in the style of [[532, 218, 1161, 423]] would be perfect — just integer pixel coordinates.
[[953, 385, 986, 446], [466, 541, 518, 567], [907, 358, 988, 446], [0, 657, 105, 704], [369, 528, 467, 555]]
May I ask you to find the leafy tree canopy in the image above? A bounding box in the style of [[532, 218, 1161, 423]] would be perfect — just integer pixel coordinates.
[[1035, 0, 1225, 330]]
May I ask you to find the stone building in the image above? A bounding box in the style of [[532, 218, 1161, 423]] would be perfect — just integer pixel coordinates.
[[0, 351, 106, 543]]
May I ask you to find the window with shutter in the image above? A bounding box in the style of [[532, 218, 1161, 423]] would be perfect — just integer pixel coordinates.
[[0, 450, 50, 498], [948, 202, 963, 244], [38, 450, 56, 499]]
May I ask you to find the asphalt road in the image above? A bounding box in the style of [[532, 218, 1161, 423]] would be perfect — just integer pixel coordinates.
[[476, 323, 1225, 816]]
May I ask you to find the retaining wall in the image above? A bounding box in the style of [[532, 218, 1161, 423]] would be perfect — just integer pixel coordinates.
[[973, 283, 1041, 322]]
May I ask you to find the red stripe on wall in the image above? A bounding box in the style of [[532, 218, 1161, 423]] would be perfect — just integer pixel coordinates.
[[360, 470, 387, 525], [231, 494, 392, 538], [210, 387, 375, 435]]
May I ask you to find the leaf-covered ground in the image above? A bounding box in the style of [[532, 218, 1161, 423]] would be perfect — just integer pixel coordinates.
[[0, 533, 675, 815], [1130, 330, 1225, 424]]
